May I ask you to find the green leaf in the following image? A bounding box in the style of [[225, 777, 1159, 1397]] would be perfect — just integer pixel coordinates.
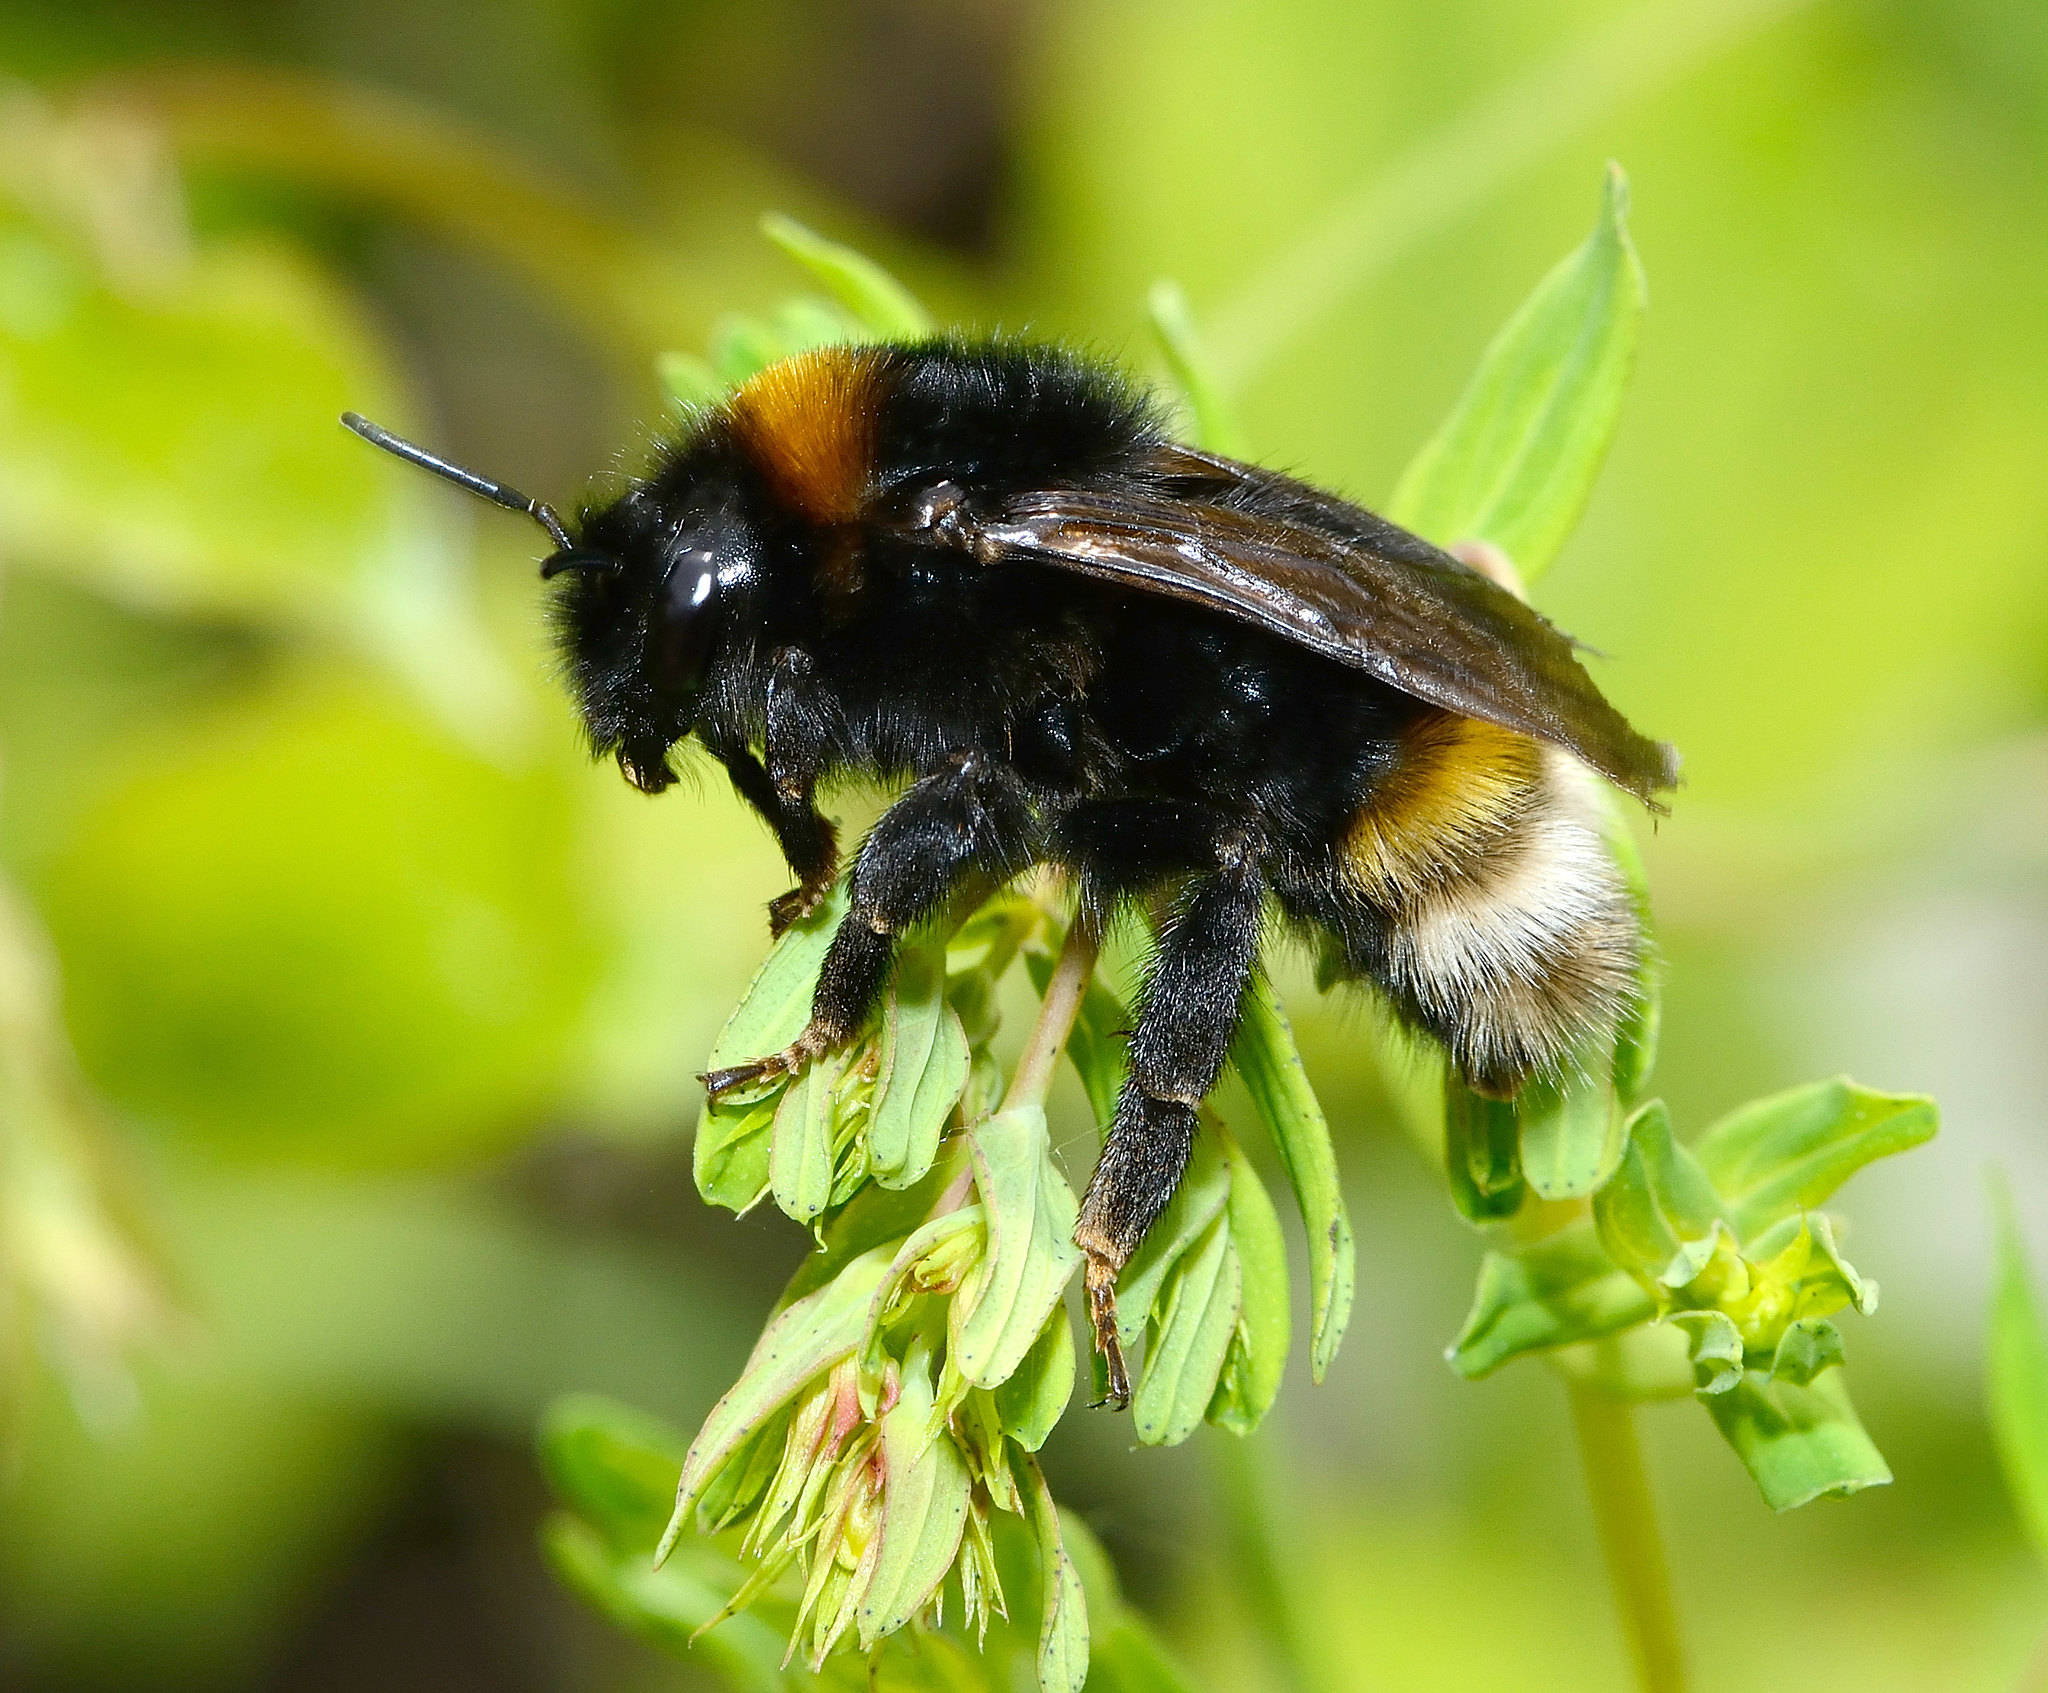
[[1691, 1078, 1939, 1244], [693, 1098, 777, 1215], [952, 1106, 1084, 1388], [1988, 1172, 2048, 1564], [538, 1394, 687, 1552], [1112, 1126, 1231, 1354], [1019, 1453, 1089, 1693], [1132, 1210, 1242, 1448], [1147, 279, 1248, 458], [542, 1515, 794, 1693], [1591, 1100, 1727, 1285], [1229, 978, 1354, 1381], [994, 1304, 1077, 1453], [1769, 1318, 1848, 1388], [1515, 1065, 1625, 1202], [770, 1047, 846, 1226], [1699, 1369, 1892, 1512], [1442, 1074, 1525, 1222], [703, 885, 850, 1092], [870, 937, 971, 1189], [1209, 1130, 1290, 1435], [761, 213, 933, 340], [1668, 1310, 1746, 1395], [777, 1144, 968, 1314], [659, 1241, 898, 1562], [857, 1361, 972, 1646], [1385, 162, 1647, 581], [1446, 1220, 1655, 1379]]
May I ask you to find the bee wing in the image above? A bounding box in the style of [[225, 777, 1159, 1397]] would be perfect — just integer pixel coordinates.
[[973, 447, 1678, 805]]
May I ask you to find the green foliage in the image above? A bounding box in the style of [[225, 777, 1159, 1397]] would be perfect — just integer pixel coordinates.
[[1987, 1175, 2048, 1565], [1382, 162, 1646, 585]]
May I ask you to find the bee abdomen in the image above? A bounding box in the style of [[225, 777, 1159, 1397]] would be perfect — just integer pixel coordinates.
[[1339, 711, 1638, 1093]]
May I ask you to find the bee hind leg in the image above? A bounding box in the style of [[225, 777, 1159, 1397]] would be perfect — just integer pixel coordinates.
[[1074, 852, 1263, 1409], [701, 750, 1038, 1099]]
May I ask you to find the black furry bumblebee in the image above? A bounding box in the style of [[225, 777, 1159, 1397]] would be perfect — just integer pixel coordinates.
[[344, 336, 1677, 1403]]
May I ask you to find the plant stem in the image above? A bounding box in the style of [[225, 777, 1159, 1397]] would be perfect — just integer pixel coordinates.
[[1568, 1383, 1686, 1693], [1207, 1430, 1326, 1693], [1002, 919, 1099, 1113]]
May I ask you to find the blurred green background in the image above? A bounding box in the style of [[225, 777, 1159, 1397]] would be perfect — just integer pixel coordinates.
[[0, 0, 2044, 1688]]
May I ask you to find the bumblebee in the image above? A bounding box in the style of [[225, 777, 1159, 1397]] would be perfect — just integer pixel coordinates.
[[344, 337, 1676, 1403]]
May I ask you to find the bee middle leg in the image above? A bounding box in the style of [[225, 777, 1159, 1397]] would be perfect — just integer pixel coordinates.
[[1073, 846, 1264, 1408], [701, 750, 1037, 1097]]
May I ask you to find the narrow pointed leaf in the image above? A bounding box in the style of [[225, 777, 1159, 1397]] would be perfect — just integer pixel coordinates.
[[953, 1106, 1083, 1387], [701, 885, 849, 1088], [1988, 1173, 2048, 1563], [1133, 1211, 1242, 1448], [1691, 1079, 1938, 1243], [1020, 1453, 1090, 1693], [1230, 978, 1353, 1380], [770, 1048, 843, 1225], [869, 937, 971, 1189], [995, 1303, 1077, 1453], [1113, 1126, 1231, 1352], [1443, 1075, 1525, 1221], [761, 213, 933, 339], [1386, 162, 1647, 580], [1210, 1129, 1291, 1435]]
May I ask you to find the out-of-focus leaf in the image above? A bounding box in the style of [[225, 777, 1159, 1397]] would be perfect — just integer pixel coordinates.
[[657, 349, 723, 410], [761, 212, 933, 340], [1020, 1453, 1089, 1693], [1602, 802, 1660, 1105], [1229, 978, 1353, 1381], [660, 1242, 897, 1562], [1386, 163, 1646, 581], [537, 1393, 685, 1553], [857, 1361, 971, 1646], [1132, 1210, 1241, 1448], [1061, 1513, 1200, 1693], [1591, 1101, 1726, 1284], [1442, 1075, 1525, 1222], [1147, 278, 1247, 457], [1988, 1173, 2048, 1564], [1446, 1220, 1655, 1380], [870, 938, 970, 1190], [953, 1106, 1082, 1388], [1690, 1079, 1938, 1244], [1546, 1324, 1695, 1402], [41, 680, 594, 1167], [1515, 1066, 1624, 1202], [1209, 1130, 1290, 1435], [770, 1047, 845, 1226], [994, 1304, 1076, 1453], [542, 1515, 794, 1693], [1112, 1127, 1230, 1354], [1698, 1369, 1891, 1512]]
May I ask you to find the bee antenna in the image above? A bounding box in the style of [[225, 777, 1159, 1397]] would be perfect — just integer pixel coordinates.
[[340, 412, 574, 553]]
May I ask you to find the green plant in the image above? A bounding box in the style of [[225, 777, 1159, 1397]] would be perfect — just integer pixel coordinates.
[[534, 176, 1938, 1693]]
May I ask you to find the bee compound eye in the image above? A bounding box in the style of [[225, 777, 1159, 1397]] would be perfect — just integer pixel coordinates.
[[656, 547, 723, 692]]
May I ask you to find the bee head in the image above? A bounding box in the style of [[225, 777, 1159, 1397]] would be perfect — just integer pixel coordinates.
[[337, 411, 754, 796], [548, 483, 758, 794]]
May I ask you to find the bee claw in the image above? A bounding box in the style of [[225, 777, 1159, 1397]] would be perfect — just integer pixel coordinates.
[[767, 881, 829, 938], [1083, 1255, 1132, 1412], [699, 1024, 834, 1099]]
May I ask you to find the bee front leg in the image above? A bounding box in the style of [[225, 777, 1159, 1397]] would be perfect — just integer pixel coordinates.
[[1074, 851, 1264, 1409], [701, 750, 1038, 1099], [716, 749, 839, 937]]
